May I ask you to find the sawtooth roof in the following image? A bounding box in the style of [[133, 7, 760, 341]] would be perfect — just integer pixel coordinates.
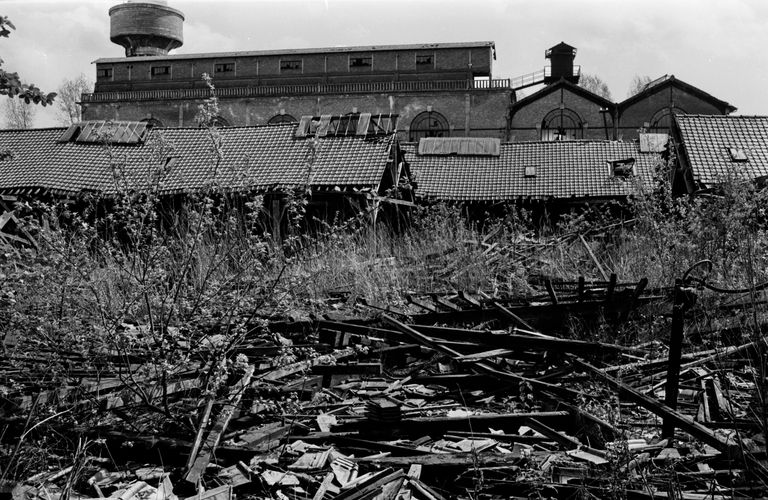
[[675, 114, 768, 187], [404, 139, 662, 202], [0, 123, 395, 196]]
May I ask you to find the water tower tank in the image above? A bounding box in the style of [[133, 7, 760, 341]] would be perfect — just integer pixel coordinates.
[[109, 1, 184, 57]]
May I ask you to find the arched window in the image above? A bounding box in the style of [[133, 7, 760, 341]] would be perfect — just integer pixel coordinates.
[[648, 106, 686, 133], [541, 108, 583, 141], [140, 117, 164, 128], [268, 114, 298, 125], [409, 111, 449, 142]]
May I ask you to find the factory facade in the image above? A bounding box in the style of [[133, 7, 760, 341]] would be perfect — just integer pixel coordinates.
[[81, 3, 735, 144]]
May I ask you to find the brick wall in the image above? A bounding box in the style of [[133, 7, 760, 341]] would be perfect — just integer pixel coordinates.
[[82, 88, 513, 141], [618, 85, 724, 140], [95, 46, 493, 92], [510, 85, 614, 141]]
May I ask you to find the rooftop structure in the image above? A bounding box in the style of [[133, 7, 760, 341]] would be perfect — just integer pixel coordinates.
[[109, 1, 184, 57]]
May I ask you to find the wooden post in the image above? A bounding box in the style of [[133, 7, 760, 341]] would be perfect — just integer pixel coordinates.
[[663, 279, 685, 439], [271, 197, 281, 243]]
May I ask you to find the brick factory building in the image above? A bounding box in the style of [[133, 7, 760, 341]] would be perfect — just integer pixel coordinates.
[[81, 2, 735, 144]]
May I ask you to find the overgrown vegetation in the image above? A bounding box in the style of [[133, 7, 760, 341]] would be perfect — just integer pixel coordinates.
[[2, 76, 768, 493]]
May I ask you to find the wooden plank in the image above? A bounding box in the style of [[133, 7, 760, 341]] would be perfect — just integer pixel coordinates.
[[434, 296, 462, 312], [578, 234, 609, 281], [312, 472, 335, 500], [544, 279, 559, 305], [458, 291, 482, 309], [407, 295, 439, 313], [184, 365, 254, 487], [527, 417, 584, 451], [575, 358, 748, 459], [488, 298, 537, 332], [311, 363, 382, 376], [381, 315, 579, 400], [663, 279, 686, 439]]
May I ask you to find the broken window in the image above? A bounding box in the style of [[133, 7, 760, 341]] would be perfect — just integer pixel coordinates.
[[608, 158, 636, 177], [215, 63, 234, 74], [525, 166, 537, 178], [416, 54, 434, 67], [409, 111, 449, 142], [151, 66, 170, 77], [280, 60, 302, 72], [349, 56, 372, 69], [728, 147, 749, 162], [540, 108, 583, 141], [58, 121, 150, 144], [96, 68, 113, 79]]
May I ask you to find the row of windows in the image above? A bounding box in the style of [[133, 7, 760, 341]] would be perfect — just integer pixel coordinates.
[[141, 106, 677, 143], [96, 53, 438, 80], [139, 110, 450, 141], [539, 106, 683, 140], [278, 54, 434, 72]]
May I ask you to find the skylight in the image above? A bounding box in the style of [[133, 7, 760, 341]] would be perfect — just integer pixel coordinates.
[[58, 121, 149, 144], [728, 147, 748, 162]]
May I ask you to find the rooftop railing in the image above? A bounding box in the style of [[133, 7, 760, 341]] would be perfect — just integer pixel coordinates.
[[81, 78, 512, 103]]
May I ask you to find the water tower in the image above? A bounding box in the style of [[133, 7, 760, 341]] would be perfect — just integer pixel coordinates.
[[109, 0, 184, 57], [544, 42, 579, 84]]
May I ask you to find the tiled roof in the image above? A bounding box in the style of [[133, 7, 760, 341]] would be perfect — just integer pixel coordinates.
[[617, 76, 736, 114], [0, 123, 394, 196], [675, 115, 768, 186], [404, 140, 661, 202]]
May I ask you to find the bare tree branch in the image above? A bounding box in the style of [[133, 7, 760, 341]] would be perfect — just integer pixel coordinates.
[[56, 74, 93, 125]]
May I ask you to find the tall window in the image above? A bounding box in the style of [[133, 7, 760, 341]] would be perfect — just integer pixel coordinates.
[[409, 111, 449, 142], [268, 114, 298, 125], [540, 108, 583, 141]]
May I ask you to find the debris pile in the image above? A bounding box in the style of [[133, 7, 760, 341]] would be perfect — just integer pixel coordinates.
[[3, 280, 768, 499]]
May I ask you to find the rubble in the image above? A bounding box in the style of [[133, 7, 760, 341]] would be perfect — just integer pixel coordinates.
[[2, 278, 768, 499]]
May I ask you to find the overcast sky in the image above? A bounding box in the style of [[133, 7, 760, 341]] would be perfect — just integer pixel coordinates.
[[2, 0, 767, 127]]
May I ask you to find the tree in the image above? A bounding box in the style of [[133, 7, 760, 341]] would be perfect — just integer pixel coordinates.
[[627, 74, 652, 98], [0, 16, 56, 106], [578, 73, 612, 100], [3, 94, 35, 129], [56, 74, 93, 125]]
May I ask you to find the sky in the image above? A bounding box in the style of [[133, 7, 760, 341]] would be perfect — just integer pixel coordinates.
[[1, 0, 767, 127]]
